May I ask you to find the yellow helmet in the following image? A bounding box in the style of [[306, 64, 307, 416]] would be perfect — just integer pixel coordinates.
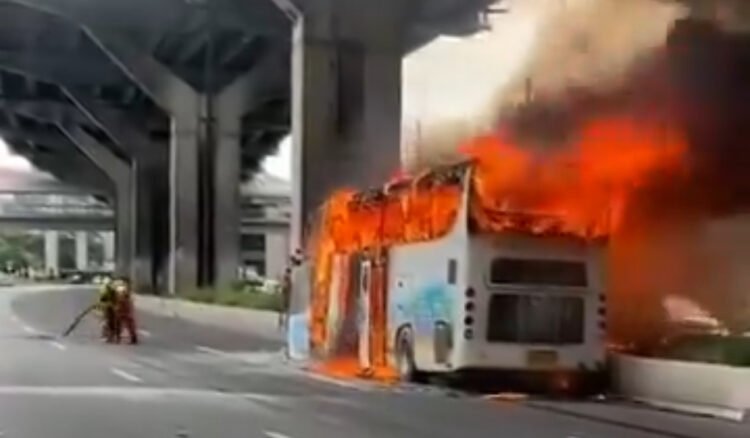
[[111, 279, 126, 292]]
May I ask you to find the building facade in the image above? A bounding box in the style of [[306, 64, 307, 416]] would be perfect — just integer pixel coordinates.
[[239, 173, 291, 281]]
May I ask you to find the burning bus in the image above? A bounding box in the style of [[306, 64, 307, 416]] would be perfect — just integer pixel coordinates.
[[291, 160, 608, 383]]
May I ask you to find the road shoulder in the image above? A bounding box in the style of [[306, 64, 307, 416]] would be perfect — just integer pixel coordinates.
[[135, 294, 283, 342]]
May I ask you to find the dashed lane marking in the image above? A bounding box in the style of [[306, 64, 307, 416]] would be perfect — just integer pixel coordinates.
[[48, 341, 67, 351], [195, 345, 226, 356], [22, 325, 37, 335], [137, 329, 152, 338], [110, 368, 143, 383], [10, 314, 18, 323], [264, 431, 291, 438]]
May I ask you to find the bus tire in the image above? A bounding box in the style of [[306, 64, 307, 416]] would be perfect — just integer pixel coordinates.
[[395, 329, 421, 383]]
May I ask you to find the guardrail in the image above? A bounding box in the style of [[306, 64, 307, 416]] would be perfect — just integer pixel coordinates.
[[0, 204, 113, 217], [613, 353, 750, 421]]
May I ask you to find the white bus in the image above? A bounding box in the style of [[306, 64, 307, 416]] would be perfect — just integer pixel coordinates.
[[296, 164, 608, 386]]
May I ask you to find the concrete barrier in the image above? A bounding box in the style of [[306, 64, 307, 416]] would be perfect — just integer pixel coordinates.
[[613, 353, 750, 421], [135, 295, 283, 342]]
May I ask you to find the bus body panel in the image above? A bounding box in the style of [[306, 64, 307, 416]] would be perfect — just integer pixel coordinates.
[[386, 232, 467, 372], [304, 164, 608, 378], [451, 234, 606, 372]]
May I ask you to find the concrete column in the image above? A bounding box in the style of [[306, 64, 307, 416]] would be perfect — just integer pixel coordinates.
[[113, 171, 135, 279], [213, 120, 241, 288], [151, 178, 171, 294], [75, 231, 88, 271], [169, 105, 202, 295], [59, 126, 135, 279], [132, 165, 157, 293], [44, 230, 59, 277], [62, 88, 167, 293], [169, 92, 239, 294], [168, 88, 251, 294], [290, 3, 405, 248], [103, 231, 115, 271], [214, 73, 259, 289]]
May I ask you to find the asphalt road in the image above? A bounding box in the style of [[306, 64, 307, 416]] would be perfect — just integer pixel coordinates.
[[0, 285, 747, 438]]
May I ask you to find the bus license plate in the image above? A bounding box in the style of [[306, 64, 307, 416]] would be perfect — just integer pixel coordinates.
[[526, 350, 558, 368]]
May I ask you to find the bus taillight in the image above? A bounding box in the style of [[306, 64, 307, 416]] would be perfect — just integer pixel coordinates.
[[464, 288, 475, 339], [464, 328, 474, 340]]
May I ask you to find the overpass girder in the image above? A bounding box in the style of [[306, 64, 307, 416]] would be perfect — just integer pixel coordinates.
[[0, 125, 65, 148], [0, 49, 127, 87]]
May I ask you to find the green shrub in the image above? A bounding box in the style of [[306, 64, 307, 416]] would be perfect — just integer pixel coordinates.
[[664, 335, 750, 367], [181, 287, 282, 312], [229, 279, 247, 292]]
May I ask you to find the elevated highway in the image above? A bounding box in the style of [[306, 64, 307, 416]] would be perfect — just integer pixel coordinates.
[[0, 0, 498, 293]]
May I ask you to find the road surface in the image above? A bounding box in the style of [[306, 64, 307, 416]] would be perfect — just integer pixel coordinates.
[[0, 285, 747, 438]]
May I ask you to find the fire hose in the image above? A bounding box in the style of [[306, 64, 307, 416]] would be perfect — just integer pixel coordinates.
[[61, 303, 97, 337]]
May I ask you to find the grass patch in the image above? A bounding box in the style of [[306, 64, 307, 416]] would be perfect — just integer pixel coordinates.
[[182, 286, 282, 312], [662, 335, 750, 367]]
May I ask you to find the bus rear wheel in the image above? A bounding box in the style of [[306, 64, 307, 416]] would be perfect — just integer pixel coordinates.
[[395, 330, 421, 383]]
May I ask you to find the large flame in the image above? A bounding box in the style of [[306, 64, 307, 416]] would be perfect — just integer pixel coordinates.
[[307, 113, 687, 380], [465, 115, 687, 238]]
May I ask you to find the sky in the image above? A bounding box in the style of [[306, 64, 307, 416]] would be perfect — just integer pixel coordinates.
[[0, 138, 32, 172], [0, 0, 540, 182]]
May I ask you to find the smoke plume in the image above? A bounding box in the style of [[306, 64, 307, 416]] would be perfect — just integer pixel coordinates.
[[408, 0, 750, 345]]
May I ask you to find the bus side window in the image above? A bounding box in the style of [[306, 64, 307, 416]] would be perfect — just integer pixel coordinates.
[[447, 259, 457, 285]]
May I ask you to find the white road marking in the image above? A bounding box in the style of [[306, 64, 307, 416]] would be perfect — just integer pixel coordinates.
[[10, 314, 18, 323], [110, 368, 143, 383], [137, 329, 152, 338], [22, 325, 36, 334], [264, 431, 291, 438], [195, 345, 226, 356], [0, 386, 286, 405], [48, 341, 67, 351]]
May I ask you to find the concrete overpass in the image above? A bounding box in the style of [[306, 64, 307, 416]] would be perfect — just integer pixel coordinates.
[[0, 0, 498, 294], [0, 172, 290, 231], [0, 168, 108, 195], [0, 171, 294, 284]]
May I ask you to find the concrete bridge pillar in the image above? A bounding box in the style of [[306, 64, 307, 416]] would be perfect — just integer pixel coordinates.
[[58, 126, 135, 279], [134, 166, 167, 294], [60, 27, 274, 294], [102, 231, 115, 271], [44, 230, 59, 277], [289, 0, 406, 247], [75, 231, 88, 271], [169, 105, 202, 294], [165, 71, 265, 294]]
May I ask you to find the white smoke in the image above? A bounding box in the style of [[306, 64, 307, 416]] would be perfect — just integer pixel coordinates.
[[404, 0, 687, 171]]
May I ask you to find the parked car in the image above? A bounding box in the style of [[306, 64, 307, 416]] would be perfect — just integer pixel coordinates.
[[0, 273, 14, 287]]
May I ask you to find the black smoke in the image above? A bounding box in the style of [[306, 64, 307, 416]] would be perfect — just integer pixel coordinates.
[[503, 18, 750, 219]]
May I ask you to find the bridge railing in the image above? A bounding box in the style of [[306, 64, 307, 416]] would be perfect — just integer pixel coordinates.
[[0, 202, 113, 217], [0, 200, 289, 221]]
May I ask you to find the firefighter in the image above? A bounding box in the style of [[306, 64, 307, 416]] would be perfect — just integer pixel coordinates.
[[279, 267, 292, 330], [113, 277, 139, 344], [98, 278, 117, 343]]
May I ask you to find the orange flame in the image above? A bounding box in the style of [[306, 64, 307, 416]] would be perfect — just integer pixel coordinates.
[[308, 114, 687, 382], [465, 116, 686, 238]]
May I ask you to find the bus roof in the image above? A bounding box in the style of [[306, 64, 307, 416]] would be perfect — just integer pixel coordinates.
[[349, 161, 470, 209]]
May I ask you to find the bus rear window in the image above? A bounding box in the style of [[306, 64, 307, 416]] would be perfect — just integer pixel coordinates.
[[490, 258, 587, 287]]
